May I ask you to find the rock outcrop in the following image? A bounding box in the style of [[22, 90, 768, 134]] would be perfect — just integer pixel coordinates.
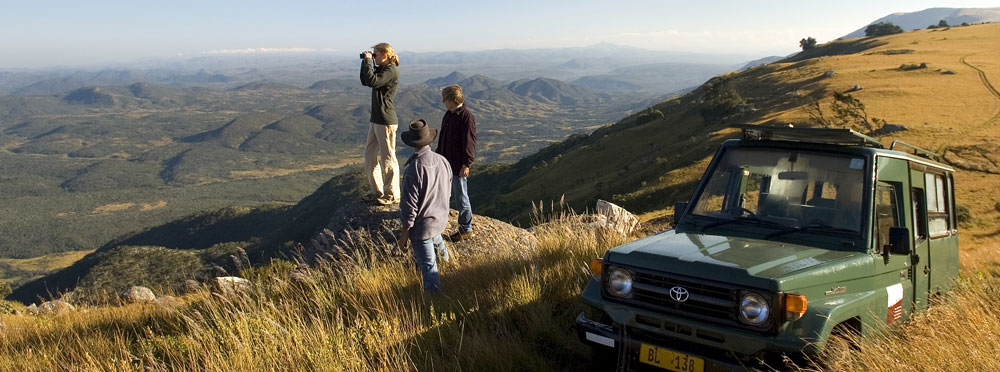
[[302, 201, 537, 264], [595, 199, 640, 236], [214, 276, 250, 294], [27, 300, 76, 315], [121, 286, 157, 303]]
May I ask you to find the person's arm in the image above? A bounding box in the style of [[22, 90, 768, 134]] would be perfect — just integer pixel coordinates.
[[398, 167, 419, 249], [460, 112, 477, 176], [360, 63, 397, 88], [398, 225, 410, 250]]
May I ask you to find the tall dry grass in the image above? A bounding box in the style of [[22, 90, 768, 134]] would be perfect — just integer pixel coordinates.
[[816, 271, 1000, 372], [0, 210, 625, 372], [1, 210, 998, 371]]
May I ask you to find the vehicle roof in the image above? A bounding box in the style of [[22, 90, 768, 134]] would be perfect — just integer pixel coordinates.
[[728, 124, 953, 173]]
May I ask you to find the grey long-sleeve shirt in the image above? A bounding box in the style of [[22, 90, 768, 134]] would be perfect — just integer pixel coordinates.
[[400, 146, 452, 240]]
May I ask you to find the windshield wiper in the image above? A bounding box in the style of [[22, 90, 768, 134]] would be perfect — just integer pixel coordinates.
[[701, 215, 782, 233], [765, 223, 858, 239]]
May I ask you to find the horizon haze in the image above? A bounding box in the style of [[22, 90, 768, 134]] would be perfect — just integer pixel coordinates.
[[3, 1, 1000, 69]]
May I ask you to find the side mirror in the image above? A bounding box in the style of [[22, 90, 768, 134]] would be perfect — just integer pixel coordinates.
[[888, 227, 911, 255], [674, 202, 688, 224]]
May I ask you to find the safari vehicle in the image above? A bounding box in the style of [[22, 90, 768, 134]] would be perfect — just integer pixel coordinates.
[[576, 125, 960, 371]]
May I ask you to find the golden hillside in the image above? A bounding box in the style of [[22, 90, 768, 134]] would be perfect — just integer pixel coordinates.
[[479, 23, 1000, 262]]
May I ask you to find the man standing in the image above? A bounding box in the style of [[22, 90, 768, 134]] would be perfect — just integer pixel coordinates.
[[436, 85, 476, 241], [398, 119, 452, 293]]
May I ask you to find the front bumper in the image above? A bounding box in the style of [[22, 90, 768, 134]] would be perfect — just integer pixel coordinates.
[[576, 312, 751, 372]]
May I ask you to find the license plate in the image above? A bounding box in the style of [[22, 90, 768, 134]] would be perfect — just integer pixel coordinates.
[[639, 344, 705, 372]]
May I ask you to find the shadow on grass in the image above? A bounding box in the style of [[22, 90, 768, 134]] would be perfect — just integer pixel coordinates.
[[393, 246, 595, 372]]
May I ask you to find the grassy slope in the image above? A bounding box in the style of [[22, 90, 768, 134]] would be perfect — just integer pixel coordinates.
[[6, 169, 367, 303], [1, 213, 998, 371], [0, 215, 624, 372], [475, 23, 1000, 245]]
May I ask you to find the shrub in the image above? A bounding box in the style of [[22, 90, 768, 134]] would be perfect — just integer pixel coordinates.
[[800, 37, 817, 51], [956, 204, 972, 224], [635, 108, 664, 125], [900, 63, 928, 71], [698, 80, 747, 123], [994, 200, 1000, 213], [865, 22, 904, 37]]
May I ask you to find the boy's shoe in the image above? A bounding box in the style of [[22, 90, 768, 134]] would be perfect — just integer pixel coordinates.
[[362, 194, 381, 203], [448, 230, 474, 242], [375, 197, 399, 206]]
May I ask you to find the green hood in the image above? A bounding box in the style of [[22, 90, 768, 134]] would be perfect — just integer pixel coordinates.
[[606, 230, 866, 291]]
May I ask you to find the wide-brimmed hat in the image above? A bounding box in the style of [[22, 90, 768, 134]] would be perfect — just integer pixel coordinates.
[[401, 119, 437, 148]]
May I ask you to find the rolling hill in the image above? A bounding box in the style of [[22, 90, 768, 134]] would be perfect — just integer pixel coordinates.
[[842, 7, 1000, 38], [0, 67, 645, 291], [470, 22, 1000, 241]]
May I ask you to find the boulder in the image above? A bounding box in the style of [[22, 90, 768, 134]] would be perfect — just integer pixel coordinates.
[[301, 201, 537, 263], [442, 209, 538, 260], [214, 276, 250, 294], [878, 123, 909, 135], [37, 300, 75, 315], [121, 286, 157, 303], [595, 199, 640, 236]]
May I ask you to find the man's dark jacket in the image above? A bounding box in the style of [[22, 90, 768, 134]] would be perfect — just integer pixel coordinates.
[[360, 59, 399, 125], [435, 105, 477, 176]]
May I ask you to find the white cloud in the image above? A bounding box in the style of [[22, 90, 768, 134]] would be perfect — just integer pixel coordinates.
[[200, 47, 334, 55]]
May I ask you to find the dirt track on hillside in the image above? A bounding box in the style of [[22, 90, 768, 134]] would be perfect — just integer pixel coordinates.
[[961, 54, 1000, 131]]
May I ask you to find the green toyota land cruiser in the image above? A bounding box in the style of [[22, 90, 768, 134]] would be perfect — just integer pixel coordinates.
[[577, 125, 960, 371]]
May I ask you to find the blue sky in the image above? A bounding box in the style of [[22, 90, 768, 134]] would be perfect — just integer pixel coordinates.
[[1, 0, 997, 68]]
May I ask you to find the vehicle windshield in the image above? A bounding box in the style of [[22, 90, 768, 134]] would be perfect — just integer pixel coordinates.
[[690, 148, 866, 234]]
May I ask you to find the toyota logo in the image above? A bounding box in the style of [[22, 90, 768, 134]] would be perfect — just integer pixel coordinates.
[[669, 286, 690, 302]]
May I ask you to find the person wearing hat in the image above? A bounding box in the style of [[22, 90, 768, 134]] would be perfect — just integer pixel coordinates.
[[398, 119, 452, 292]]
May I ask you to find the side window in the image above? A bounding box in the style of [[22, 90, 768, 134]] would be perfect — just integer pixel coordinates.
[[875, 183, 900, 251], [911, 188, 926, 241], [947, 174, 957, 230], [924, 173, 950, 237]]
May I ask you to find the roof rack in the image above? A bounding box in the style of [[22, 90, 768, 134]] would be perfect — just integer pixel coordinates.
[[732, 124, 884, 148], [889, 140, 943, 162]]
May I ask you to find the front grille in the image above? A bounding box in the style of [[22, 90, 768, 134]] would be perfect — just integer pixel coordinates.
[[606, 267, 775, 332]]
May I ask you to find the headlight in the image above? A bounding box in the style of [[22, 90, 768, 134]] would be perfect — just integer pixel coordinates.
[[606, 267, 633, 297], [739, 292, 770, 326]]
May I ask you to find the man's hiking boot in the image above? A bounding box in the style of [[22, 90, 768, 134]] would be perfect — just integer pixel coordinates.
[[448, 230, 474, 242], [375, 197, 399, 206]]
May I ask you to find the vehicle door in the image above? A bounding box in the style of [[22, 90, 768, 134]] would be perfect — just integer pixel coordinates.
[[923, 170, 960, 293], [908, 167, 930, 312], [874, 156, 913, 324]]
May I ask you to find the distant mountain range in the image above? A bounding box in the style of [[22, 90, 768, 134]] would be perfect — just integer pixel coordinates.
[[0, 43, 747, 97], [0, 69, 644, 269], [842, 7, 1000, 39]]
